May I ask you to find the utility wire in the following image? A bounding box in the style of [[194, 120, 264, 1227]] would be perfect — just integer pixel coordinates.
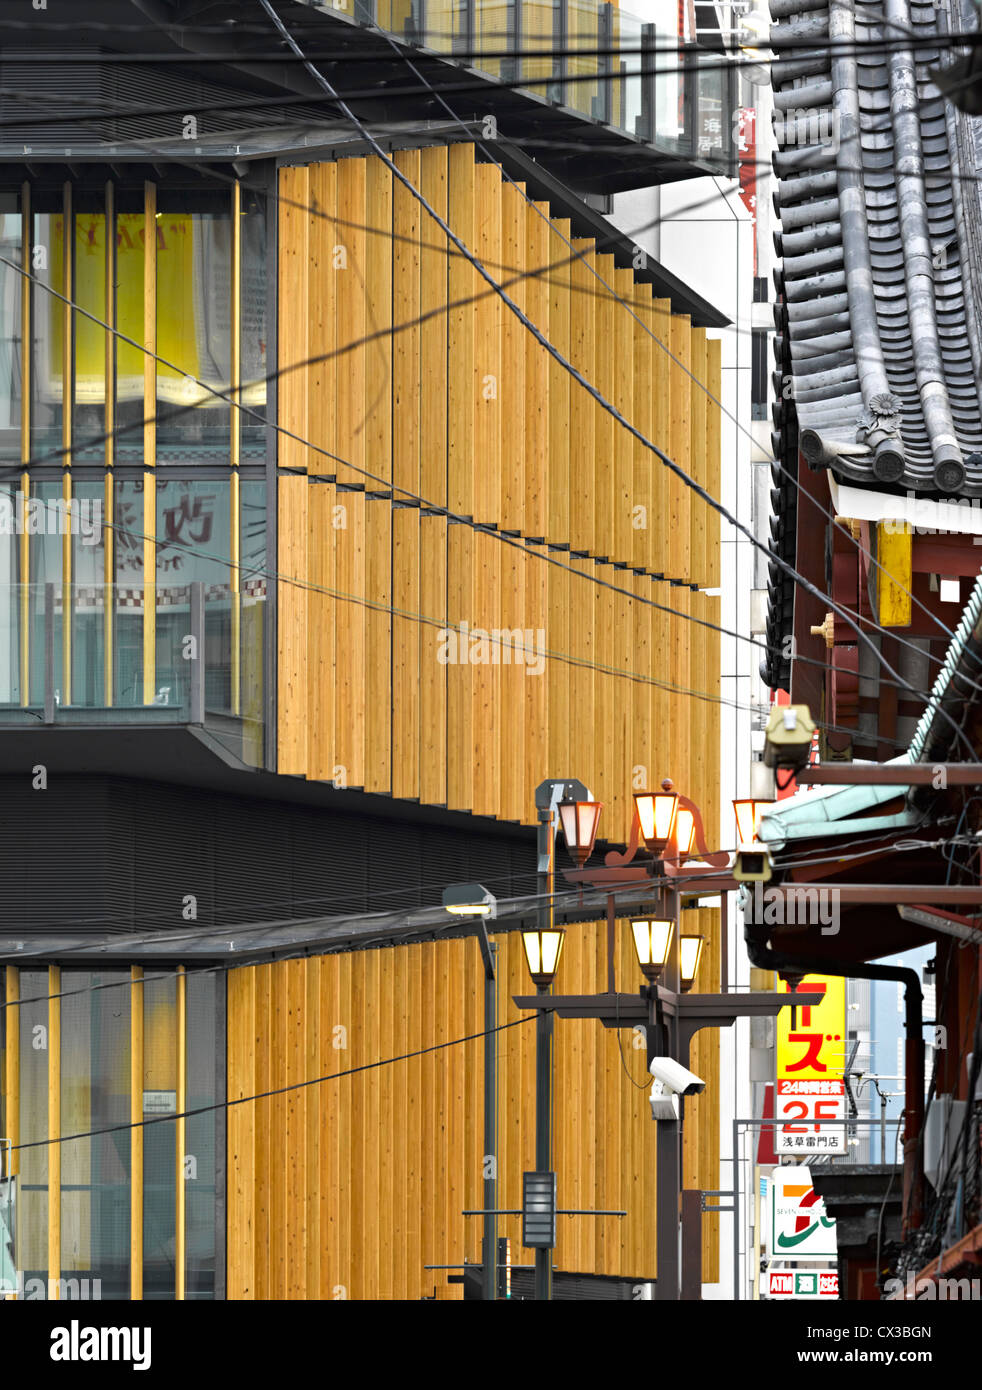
[[8, 1011, 539, 1155]]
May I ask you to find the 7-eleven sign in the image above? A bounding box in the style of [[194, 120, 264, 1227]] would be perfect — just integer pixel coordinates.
[[770, 1165, 837, 1260]]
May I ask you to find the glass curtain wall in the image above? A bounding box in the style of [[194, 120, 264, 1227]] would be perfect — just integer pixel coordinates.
[[1, 966, 219, 1300], [0, 179, 267, 759]]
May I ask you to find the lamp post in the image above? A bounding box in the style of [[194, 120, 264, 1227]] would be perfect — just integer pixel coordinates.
[[526, 777, 599, 1301], [442, 883, 499, 1301]]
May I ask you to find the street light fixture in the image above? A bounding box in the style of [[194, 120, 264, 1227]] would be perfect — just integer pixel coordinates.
[[680, 935, 705, 992], [732, 797, 775, 847], [634, 784, 679, 855], [630, 918, 675, 983], [442, 883, 497, 917], [522, 927, 566, 989], [672, 807, 698, 862], [558, 799, 603, 866]]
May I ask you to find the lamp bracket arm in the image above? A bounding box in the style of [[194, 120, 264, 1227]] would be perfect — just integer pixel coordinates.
[[605, 807, 644, 867], [676, 792, 730, 869]]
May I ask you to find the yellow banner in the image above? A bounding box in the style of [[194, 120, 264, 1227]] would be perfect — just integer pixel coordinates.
[[776, 974, 846, 1084]]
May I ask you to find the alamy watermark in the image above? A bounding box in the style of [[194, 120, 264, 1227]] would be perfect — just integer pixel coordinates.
[[436, 621, 546, 677], [747, 882, 839, 936], [0, 492, 102, 546]]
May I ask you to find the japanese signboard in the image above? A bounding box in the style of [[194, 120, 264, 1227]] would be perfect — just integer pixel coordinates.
[[775, 975, 847, 1154], [768, 1165, 837, 1260], [762, 1268, 839, 1300]]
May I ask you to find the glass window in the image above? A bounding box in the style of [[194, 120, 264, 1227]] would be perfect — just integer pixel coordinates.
[[114, 198, 146, 465], [61, 972, 130, 1300], [0, 196, 23, 462], [240, 193, 267, 461], [73, 202, 109, 463], [0, 481, 23, 705], [113, 476, 146, 706], [28, 480, 64, 705], [143, 975, 177, 1300], [17, 970, 48, 1291], [31, 206, 67, 463], [155, 477, 231, 711], [185, 974, 217, 1299], [71, 479, 107, 707], [155, 194, 232, 462]]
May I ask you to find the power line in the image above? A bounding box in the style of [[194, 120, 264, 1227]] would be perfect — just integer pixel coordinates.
[[8, 1010, 539, 1155]]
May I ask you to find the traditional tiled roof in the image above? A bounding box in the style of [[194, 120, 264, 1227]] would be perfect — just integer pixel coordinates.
[[770, 0, 982, 495]]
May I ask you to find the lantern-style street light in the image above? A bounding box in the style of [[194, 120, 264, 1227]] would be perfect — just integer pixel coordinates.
[[558, 799, 603, 866], [672, 807, 697, 862], [634, 784, 679, 855], [522, 927, 566, 989], [631, 918, 675, 983], [732, 797, 775, 847], [680, 934, 705, 992]]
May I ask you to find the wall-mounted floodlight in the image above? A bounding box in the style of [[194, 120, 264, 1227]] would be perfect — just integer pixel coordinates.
[[442, 883, 497, 918]]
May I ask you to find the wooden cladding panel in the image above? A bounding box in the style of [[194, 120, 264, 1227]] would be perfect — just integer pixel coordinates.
[[277, 147, 720, 843]]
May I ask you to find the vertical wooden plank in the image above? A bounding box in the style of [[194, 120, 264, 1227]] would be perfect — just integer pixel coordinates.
[[419, 513, 448, 808], [405, 942, 423, 1296], [302, 959, 320, 1301], [47, 966, 61, 1298], [336, 158, 367, 489], [321, 956, 339, 1300], [279, 166, 310, 475], [334, 489, 367, 789], [474, 163, 502, 527], [446, 522, 473, 812], [499, 179, 526, 534], [252, 963, 270, 1300], [130, 966, 143, 1299], [307, 480, 335, 782], [363, 949, 381, 1300], [568, 241, 596, 555], [445, 939, 466, 1299], [524, 200, 550, 543], [546, 217, 571, 551], [592, 253, 616, 564], [669, 316, 692, 786], [335, 952, 351, 1298], [4, 968, 18, 1181], [419, 932, 438, 1296], [392, 505, 420, 800], [175, 966, 186, 1300], [471, 527, 500, 818], [448, 144, 475, 522], [365, 496, 392, 794], [277, 475, 308, 776], [418, 146, 448, 508]]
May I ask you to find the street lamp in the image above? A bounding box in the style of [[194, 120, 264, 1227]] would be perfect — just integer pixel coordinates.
[[522, 927, 566, 989], [732, 797, 775, 847], [634, 785, 679, 855], [672, 807, 697, 862], [680, 934, 705, 993], [630, 918, 675, 983], [442, 883, 497, 917], [558, 800, 603, 866]]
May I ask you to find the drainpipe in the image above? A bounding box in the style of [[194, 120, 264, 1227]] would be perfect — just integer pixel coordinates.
[[744, 927, 925, 1232]]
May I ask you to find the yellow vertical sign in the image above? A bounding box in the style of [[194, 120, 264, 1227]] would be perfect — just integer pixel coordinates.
[[775, 974, 847, 1155]]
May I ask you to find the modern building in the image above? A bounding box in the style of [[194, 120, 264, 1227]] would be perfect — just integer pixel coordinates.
[[0, 0, 741, 1299]]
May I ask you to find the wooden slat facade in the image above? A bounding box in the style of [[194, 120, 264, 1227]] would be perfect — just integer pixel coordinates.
[[227, 912, 721, 1300], [231, 139, 727, 1300], [276, 144, 721, 848]]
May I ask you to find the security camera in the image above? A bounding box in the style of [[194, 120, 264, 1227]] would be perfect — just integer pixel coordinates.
[[649, 1078, 680, 1121], [763, 703, 816, 772], [733, 846, 772, 883], [648, 1057, 706, 1096]]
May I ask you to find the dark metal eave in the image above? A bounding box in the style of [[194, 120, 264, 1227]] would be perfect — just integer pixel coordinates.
[[0, 0, 730, 197], [0, 723, 536, 841]]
